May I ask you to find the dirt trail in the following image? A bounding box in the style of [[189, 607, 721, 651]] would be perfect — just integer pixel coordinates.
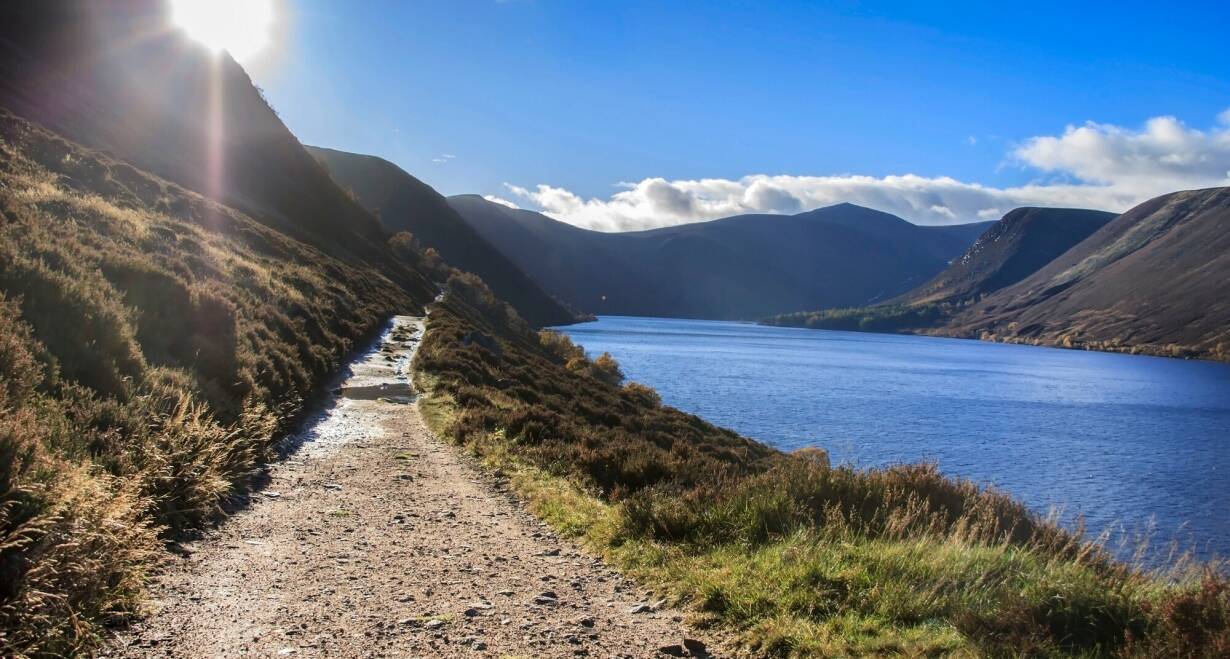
[[111, 316, 723, 658]]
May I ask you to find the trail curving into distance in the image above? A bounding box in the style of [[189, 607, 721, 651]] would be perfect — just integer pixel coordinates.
[[112, 316, 721, 658]]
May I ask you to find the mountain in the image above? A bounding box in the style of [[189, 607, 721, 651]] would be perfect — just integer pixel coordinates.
[[942, 188, 1230, 361], [448, 195, 992, 320], [0, 0, 421, 284], [305, 147, 576, 327], [895, 207, 1117, 305]]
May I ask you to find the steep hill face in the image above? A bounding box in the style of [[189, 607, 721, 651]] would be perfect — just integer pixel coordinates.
[[306, 147, 575, 327], [943, 188, 1230, 361], [449, 195, 991, 320], [0, 0, 419, 283], [897, 207, 1117, 305]]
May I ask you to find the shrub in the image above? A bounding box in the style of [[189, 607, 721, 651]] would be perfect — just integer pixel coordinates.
[[591, 352, 624, 386], [538, 329, 585, 363]]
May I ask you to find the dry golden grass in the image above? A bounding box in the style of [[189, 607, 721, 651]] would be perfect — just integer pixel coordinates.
[[0, 110, 433, 656]]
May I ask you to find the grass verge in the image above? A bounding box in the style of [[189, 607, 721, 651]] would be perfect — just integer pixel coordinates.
[[415, 273, 1230, 657]]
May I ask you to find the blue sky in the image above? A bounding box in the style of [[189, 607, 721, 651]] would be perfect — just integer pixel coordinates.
[[250, 1, 1230, 228]]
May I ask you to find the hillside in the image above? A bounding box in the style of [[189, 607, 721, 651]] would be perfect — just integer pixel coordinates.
[[449, 194, 991, 319], [306, 147, 576, 327], [0, 0, 414, 276], [0, 3, 442, 653], [942, 187, 1230, 361], [896, 207, 1117, 305]]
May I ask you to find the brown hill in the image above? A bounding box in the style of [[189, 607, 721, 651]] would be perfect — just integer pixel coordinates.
[[942, 188, 1230, 361], [897, 207, 1116, 305]]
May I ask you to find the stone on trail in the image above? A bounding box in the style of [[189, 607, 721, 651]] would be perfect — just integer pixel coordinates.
[[533, 591, 559, 605], [683, 638, 708, 655]]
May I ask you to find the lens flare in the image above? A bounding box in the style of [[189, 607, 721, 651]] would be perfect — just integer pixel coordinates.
[[169, 0, 275, 61]]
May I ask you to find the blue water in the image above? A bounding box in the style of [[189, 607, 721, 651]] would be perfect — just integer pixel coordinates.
[[560, 316, 1230, 562]]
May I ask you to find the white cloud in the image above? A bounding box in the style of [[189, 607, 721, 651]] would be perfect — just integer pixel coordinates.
[[1014, 113, 1230, 194], [499, 109, 1230, 230], [504, 174, 1138, 231], [482, 194, 519, 209]]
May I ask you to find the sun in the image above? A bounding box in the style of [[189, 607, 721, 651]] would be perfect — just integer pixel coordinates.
[[169, 0, 275, 62]]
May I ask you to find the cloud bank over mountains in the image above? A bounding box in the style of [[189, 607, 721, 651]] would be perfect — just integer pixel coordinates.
[[490, 110, 1230, 231]]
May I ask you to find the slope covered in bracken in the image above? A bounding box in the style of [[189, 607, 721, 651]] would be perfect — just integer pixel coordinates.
[[943, 188, 1230, 361]]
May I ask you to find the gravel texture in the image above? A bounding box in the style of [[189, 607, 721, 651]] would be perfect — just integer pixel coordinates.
[[110, 316, 721, 658]]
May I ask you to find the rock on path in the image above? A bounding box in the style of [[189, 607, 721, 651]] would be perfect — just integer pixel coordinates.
[[111, 316, 722, 658]]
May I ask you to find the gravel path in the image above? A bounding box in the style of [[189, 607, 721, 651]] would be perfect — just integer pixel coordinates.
[[111, 316, 722, 658]]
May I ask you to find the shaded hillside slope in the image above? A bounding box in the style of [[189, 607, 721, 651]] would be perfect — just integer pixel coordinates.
[[896, 207, 1116, 305], [0, 0, 417, 280], [306, 146, 576, 327], [449, 195, 991, 319], [941, 187, 1230, 361]]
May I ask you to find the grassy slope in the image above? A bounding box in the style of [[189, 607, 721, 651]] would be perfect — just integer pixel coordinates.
[[416, 274, 1229, 657], [0, 111, 433, 655]]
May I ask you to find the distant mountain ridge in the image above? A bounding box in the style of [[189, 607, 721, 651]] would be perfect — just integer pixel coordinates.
[[448, 195, 992, 320], [306, 147, 577, 327], [941, 187, 1230, 361], [895, 207, 1117, 305]]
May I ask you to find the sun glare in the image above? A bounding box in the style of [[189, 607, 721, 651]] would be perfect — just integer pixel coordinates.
[[170, 0, 275, 61]]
